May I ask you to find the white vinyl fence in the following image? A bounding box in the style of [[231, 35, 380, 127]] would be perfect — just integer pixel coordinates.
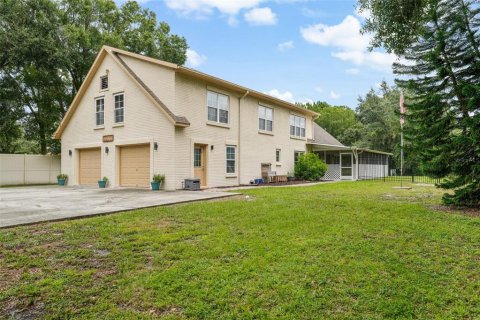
[[0, 154, 61, 186]]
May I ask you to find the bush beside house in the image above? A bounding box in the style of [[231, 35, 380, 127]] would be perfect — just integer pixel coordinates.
[[294, 153, 327, 181]]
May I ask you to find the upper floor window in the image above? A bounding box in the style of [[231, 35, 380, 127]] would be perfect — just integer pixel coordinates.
[[100, 75, 108, 90], [276, 149, 281, 162], [95, 98, 104, 126], [290, 115, 306, 138], [114, 93, 124, 123], [207, 91, 229, 124], [258, 105, 273, 132]]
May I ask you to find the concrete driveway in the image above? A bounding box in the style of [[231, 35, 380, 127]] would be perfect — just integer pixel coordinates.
[[0, 186, 237, 228]]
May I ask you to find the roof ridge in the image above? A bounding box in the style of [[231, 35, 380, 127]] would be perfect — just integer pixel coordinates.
[[105, 46, 318, 117]]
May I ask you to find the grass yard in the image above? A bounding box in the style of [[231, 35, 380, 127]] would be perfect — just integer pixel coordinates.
[[1, 181, 480, 319]]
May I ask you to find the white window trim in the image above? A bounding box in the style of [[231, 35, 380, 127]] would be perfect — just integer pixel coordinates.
[[258, 105, 274, 132], [114, 92, 124, 124], [207, 90, 230, 125], [95, 97, 105, 127], [290, 114, 306, 138], [225, 145, 237, 176], [294, 150, 305, 163]]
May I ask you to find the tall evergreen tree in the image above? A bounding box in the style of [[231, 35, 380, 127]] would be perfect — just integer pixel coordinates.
[[393, 0, 480, 205]]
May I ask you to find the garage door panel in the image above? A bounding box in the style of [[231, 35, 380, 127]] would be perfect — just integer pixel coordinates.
[[120, 144, 150, 187], [79, 148, 101, 185]]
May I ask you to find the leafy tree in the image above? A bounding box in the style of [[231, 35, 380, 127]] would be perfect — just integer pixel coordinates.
[[304, 101, 359, 146], [360, 0, 480, 205], [357, 0, 433, 54], [0, 0, 188, 154], [294, 153, 327, 181], [354, 82, 401, 153]]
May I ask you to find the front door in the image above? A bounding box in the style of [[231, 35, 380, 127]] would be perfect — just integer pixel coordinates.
[[193, 144, 207, 187], [340, 153, 353, 180]]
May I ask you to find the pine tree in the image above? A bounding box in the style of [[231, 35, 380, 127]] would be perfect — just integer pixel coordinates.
[[394, 0, 480, 206]]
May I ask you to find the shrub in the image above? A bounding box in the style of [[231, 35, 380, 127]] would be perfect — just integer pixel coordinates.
[[57, 173, 68, 180], [152, 174, 165, 183], [294, 153, 327, 181]]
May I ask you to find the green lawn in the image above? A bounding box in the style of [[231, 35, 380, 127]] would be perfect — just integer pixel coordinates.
[[1, 181, 480, 319]]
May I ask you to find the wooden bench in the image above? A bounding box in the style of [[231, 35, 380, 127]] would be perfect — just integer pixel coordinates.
[[271, 175, 288, 183]]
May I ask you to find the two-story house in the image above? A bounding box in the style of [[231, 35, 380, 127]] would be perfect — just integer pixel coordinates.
[[53, 46, 320, 190]]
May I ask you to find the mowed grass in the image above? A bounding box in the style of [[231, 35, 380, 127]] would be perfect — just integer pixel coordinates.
[[1, 181, 480, 319]]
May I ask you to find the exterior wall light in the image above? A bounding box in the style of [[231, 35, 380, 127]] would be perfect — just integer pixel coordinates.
[[154, 142, 158, 151], [210, 145, 214, 151], [69, 150, 72, 156], [105, 146, 109, 154]]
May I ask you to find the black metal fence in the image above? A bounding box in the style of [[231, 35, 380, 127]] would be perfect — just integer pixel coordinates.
[[358, 155, 442, 184]]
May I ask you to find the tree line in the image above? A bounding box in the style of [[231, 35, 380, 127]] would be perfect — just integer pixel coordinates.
[[0, 0, 188, 155]]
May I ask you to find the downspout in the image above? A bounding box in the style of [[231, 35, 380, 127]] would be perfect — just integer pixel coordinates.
[[238, 90, 249, 185]]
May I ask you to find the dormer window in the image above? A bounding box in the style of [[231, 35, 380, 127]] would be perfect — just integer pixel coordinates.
[[100, 75, 108, 90]]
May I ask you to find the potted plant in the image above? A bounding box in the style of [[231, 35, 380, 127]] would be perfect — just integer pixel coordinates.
[[98, 176, 108, 188], [57, 173, 68, 186], [151, 174, 165, 191]]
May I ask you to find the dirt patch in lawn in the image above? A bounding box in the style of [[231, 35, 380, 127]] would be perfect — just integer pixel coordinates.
[[0, 267, 22, 291], [431, 205, 480, 217], [2, 300, 46, 320]]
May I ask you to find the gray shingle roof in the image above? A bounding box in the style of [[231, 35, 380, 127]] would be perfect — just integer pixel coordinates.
[[308, 123, 345, 147]]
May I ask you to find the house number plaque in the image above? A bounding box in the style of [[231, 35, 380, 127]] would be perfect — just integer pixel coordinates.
[[102, 135, 114, 142]]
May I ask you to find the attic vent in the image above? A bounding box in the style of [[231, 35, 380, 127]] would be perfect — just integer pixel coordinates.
[[100, 75, 108, 90]]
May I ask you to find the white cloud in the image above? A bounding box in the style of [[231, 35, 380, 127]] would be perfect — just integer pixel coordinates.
[[330, 90, 341, 99], [227, 15, 239, 26], [244, 7, 277, 25], [186, 49, 207, 67], [355, 7, 371, 20], [300, 15, 398, 72], [165, 0, 263, 16], [299, 97, 314, 104], [301, 7, 325, 18], [314, 86, 323, 93], [264, 89, 295, 103], [345, 68, 360, 75], [277, 40, 294, 52]]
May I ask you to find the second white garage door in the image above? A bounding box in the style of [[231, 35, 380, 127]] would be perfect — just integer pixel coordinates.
[[119, 144, 150, 187]]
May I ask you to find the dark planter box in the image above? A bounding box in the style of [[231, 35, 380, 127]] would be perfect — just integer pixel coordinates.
[[287, 176, 295, 182], [57, 179, 66, 186], [151, 181, 161, 191], [98, 180, 107, 188]]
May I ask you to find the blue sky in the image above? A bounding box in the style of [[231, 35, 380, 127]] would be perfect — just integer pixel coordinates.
[[134, 0, 397, 109]]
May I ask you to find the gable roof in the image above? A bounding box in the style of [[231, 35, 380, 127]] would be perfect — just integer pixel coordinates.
[[54, 46, 189, 138], [308, 123, 345, 147], [100, 46, 318, 117], [54, 46, 318, 139]]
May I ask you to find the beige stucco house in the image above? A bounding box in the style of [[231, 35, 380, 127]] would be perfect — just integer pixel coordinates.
[[54, 46, 390, 189], [54, 46, 321, 190]]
